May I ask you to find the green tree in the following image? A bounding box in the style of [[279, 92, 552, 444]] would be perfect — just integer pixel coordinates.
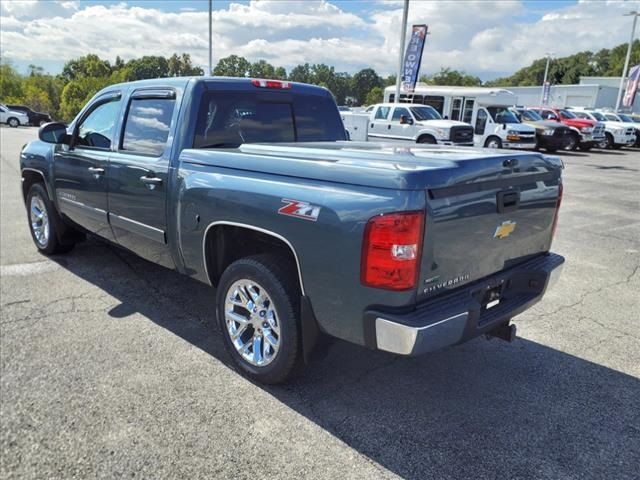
[[0, 62, 24, 99], [125, 56, 169, 80], [248, 59, 276, 78], [167, 53, 203, 77], [274, 66, 287, 80], [364, 86, 383, 106], [213, 55, 251, 77], [60, 54, 111, 82], [423, 68, 482, 87], [351, 68, 383, 105], [288, 63, 312, 83]]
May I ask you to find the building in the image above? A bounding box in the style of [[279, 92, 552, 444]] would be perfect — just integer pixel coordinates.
[[507, 76, 637, 113]]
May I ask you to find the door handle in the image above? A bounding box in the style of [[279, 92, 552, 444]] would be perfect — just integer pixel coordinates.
[[88, 166, 105, 179], [140, 175, 163, 190], [387, 125, 391, 130]]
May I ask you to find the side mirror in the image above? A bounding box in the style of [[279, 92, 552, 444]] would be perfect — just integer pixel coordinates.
[[39, 122, 70, 145], [443, 115, 449, 120]]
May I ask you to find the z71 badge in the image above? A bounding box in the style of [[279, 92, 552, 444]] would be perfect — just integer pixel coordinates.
[[278, 199, 321, 221]]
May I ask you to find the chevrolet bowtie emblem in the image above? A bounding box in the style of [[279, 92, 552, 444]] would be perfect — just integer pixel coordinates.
[[494, 221, 516, 239]]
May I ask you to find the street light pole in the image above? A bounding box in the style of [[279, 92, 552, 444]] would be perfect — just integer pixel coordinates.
[[208, 0, 213, 76], [394, 0, 409, 104], [539, 52, 553, 105], [615, 11, 639, 112]]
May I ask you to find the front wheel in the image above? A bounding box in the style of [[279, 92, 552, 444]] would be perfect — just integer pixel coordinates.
[[216, 254, 302, 384], [484, 137, 502, 149], [7, 117, 19, 128], [26, 183, 74, 255], [599, 133, 614, 150], [564, 133, 579, 151]]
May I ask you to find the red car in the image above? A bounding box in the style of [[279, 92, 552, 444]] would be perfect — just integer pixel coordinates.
[[528, 107, 606, 151]]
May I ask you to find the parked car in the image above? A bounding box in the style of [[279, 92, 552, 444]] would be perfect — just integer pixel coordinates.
[[337, 106, 352, 112], [6, 105, 52, 126], [20, 76, 564, 384], [510, 107, 572, 152], [600, 111, 640, 147], [0, 104, 29, 128], [382, 86, 537, 150], [568, 108, 636, 149], [341, 102, 474, 145], [528, 107, 605, 151]]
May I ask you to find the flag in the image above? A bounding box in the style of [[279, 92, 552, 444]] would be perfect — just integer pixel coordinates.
[[401, 25, 428, 93], [623, 64, 640, 108]]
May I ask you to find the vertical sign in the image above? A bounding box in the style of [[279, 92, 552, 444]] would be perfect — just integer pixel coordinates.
[[623, 64, 640, 108], [542, 81, 551, 105], [401, 25, 428, 93]]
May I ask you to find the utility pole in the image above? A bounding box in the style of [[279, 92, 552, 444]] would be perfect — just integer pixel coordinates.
[[394, 0, 409, 104], [539, 52, 553, 105], [615, 11, 639, 112], [208, 0, 213, 76]]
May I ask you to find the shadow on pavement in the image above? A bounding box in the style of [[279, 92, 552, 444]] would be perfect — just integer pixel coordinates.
[[585, 164, 639, 172], [52, 239, 640, 480]]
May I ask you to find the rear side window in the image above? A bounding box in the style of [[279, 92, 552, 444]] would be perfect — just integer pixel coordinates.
[[121, 97, 176, 156], [374, 106, 390, 120], [193, 91, 345, 148]]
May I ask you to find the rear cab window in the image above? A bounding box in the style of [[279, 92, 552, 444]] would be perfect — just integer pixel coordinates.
[[193, 90, 345, 148]]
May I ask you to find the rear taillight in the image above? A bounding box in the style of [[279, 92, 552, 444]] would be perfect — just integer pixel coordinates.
[[361, 211, 425, 291], [251, 79, 292, 89], [551, 182, 563, 239]]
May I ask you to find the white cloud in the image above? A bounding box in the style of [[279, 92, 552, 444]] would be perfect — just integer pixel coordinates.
[[0, 0, 634, 79]]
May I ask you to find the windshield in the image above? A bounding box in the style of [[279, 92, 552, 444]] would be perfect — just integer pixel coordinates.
[[520, 109, 542, 121], [559, 109, 576, 119], [194, 91, 346, 148], [487, 106, 520, 124], [618, 114, 633, 122], [410, 106, 442, 121], [589, 111, 606, 121]]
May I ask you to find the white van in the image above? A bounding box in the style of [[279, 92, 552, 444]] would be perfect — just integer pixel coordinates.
[[383, 85, 537, 149]]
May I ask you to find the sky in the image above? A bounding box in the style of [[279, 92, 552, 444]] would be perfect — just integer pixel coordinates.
[[0, 0, 637, 81]]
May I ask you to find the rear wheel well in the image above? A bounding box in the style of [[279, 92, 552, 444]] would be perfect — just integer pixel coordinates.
[[203, 225, 301, 292]]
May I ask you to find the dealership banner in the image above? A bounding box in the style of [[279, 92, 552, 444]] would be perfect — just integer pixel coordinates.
[[401, 25, 428, 93], [542, 81, 551, 105], [623, 64, 640, 108]]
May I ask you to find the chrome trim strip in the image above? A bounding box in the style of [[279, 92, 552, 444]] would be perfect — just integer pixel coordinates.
[[109, 212, 166, 244], [58, 196, 108, 223], [201, 221, 305, 295], [375, 313, 467, 355]]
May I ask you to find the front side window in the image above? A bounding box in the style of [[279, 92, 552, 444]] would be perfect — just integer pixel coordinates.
[[590, 112, 607, 121], [475, 109, 488, 134], [121, 97, 176, 156], [541, 110, 557, 120], [573, 112, 589, 120], [76, 98, 121, 149], [559, 109, 576, 119], [618, 114, 633, 122], [375, 106, 391, 120], [391, 107, 410, 122]]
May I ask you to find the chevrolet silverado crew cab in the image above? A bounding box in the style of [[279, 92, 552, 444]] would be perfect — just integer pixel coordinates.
[[341, 102, 474, 145], [20, 77, 564, 384]]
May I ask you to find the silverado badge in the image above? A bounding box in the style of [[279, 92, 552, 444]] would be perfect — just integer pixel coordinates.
[[494, 221, 516, 239]]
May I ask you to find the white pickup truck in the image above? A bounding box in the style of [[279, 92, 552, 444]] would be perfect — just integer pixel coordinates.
[[342, 103, 474, 146]]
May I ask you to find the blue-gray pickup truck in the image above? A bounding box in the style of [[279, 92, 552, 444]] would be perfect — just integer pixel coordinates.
[[20, 77, 564, 383]]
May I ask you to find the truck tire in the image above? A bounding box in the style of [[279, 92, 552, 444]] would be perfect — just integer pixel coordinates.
[[7, 117, 19, 128], [578, 144, 592, 152], [417, 135, 436, 144], [26, 183, 75, 255], [563, 132, 578, 151], [216, 254, 302, 384], [600, 133, 614, 150], [484, 137, 502, 149]]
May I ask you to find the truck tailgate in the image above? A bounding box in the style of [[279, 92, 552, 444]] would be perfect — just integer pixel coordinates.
[[418, 154, 562, 300]]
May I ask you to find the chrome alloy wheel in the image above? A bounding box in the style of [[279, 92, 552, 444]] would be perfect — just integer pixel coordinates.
[[30, 194, 49, 247], [224, 279, 280, 367]]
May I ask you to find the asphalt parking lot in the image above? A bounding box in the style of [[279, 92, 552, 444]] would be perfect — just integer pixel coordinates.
[[1, 126, 639, 479]]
